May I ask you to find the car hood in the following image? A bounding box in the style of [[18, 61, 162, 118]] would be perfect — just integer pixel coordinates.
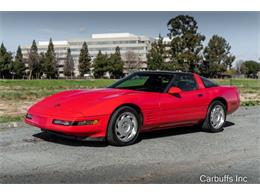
[[28, 88, 141, 117]]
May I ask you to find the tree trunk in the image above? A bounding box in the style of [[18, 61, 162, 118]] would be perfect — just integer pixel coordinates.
[[29, 70, 32, 80]]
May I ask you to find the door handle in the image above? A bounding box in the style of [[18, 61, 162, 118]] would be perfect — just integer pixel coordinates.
[[197, 94, 203, 97]]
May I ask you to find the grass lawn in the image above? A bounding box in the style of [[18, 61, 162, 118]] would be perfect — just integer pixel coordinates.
[[0, 78, 259, 123], [214, 79, 260, 92], [213, 79, 260, 106], [0, 79, 115, 123], [0, 79, 115, 100], [0, 115, 24, 123]]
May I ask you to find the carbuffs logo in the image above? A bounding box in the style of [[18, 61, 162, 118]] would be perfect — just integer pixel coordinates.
[[200, 174, 248, 183]]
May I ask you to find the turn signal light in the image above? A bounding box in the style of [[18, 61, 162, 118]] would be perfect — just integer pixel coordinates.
[[25, 113, 32, 119], [53, 119, 99, 126]]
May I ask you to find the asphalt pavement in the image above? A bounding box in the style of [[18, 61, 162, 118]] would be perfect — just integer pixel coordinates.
[[0, 106, 259, 183]]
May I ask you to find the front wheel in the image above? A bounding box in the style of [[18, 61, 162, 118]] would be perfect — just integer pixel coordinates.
[[202, 100, 226, 132], [107, 106, 141, 146]]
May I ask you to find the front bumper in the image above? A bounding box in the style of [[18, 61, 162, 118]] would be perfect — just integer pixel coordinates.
[[41, 129, 106, 141], [24, 113, 110, 138]]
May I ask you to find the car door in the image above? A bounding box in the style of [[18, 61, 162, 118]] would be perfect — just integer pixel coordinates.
[[159, 73, 207, 126]]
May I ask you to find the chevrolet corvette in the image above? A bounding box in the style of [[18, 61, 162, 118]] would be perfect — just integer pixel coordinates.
[[25, 71, 240, 146]]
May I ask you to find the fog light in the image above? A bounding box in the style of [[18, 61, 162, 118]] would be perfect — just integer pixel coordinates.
[[26, 113, 32, 119], [53, 119, 72, 126]]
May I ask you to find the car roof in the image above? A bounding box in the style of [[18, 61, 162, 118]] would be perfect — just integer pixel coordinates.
[[135, 70, 194, 76]]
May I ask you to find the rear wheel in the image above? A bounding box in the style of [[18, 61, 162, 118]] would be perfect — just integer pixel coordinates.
[[107, 106, 140, 146], [202, 100, 226, 132]]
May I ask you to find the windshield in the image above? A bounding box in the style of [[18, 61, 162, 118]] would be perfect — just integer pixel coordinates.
[[109, 72, 173, 93]]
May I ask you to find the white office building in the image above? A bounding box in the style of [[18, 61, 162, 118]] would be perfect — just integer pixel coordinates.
[[22, 33, 154, 77]]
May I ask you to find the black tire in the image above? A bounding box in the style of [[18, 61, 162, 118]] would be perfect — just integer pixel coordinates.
[[107, 106, 141, 146], [202, 100, 226, 133]]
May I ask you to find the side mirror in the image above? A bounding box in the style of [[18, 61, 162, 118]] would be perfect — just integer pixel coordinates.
[[168, 87, 182, 94]]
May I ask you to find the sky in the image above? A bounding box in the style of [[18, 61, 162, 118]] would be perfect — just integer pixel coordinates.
[[0, 11, 259, 63]]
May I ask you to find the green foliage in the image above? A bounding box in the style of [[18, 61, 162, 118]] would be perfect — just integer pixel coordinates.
[[0, 43, 13, 79], [108, 46, 124, 78], [167, 15, 205, 72], [28, 40, 40, 79], [240, 60, 260, 78], [201, 35, 235, 77], [14, 46, 26, 79], [63, 48, 74, 78], [147, 35, 167, 70], [79, 42, 91, 77], [36, 53, 45, 79], [43, 38, 58, 79], [93, 51, 109, 78], [224, 68, 237, 75]]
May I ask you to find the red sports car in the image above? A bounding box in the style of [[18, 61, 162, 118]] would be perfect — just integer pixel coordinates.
[[25, 71, 240, 146]]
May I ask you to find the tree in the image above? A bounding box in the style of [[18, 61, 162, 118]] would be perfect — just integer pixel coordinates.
[[240, 60, 260, 78], [167, 15, 205, 72], [108, 46, 124, 78], [202, 35, 235, 77], [78, 42, 91, 77], [235, 59, 244, 74], [36, 53, 45, 79], [43, 38, 58, 79], [147, 35, 167, 70], [125, 51, 141, 73], [93, 50, 109, 78], [0, 43, 13, 79], [14, 46, 26, 79], [28, 40, 40, 79], [63, 48, 74, 78]]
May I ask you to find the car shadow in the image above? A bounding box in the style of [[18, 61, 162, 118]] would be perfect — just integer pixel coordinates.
[[139, 126, 200, 141], [33, 132, 109, 147], [138, 121, 235, 142], [224, 121, 235, 128], [32, 121, 235, 147]]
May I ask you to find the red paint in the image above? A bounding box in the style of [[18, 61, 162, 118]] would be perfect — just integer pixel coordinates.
[[25, 73, 240, 139]]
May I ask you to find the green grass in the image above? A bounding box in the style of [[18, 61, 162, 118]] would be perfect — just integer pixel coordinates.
[[0, 79, 115, 88], [0, 79, 117, 123], [0, 115, 24, 123], [0, 79, 115, 101], [240, 100, 260, 107], [214, 78, 260, 91], [214, 79, 260, 107], [0, 78, 259, 102]]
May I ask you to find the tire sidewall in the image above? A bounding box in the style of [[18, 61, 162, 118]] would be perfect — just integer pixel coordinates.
[[107, 106, 141, 146]]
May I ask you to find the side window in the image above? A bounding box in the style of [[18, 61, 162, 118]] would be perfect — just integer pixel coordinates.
[[172, 74, 198, 91], [200, 77, 218, 88]]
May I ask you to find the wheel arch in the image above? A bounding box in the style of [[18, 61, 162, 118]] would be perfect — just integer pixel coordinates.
[[106, 103, 144, 136], [112, 103, 144, 124], [209, 97, 228, 111]]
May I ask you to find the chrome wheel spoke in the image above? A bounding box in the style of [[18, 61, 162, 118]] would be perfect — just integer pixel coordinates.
[[210, 105, 225, 129], [115, 112, 138, 142]]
